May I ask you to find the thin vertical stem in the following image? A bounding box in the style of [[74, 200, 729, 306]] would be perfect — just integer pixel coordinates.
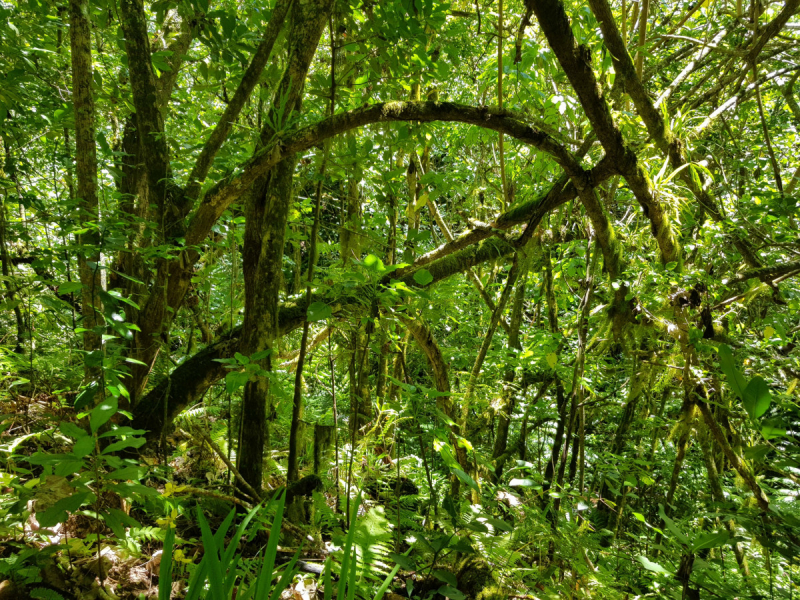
[[498, 0, 509, 209], [635, 0, 650, 78]]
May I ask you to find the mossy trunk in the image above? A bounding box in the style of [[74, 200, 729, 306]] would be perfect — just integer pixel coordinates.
[[237, 0, 333, 494], [69, 0, 103, 383]]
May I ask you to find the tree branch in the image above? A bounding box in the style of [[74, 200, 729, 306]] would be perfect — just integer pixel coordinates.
[[528, 0, 682, 266]]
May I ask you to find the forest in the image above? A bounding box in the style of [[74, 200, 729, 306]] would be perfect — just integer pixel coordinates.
[[1, 0, 799, 597]]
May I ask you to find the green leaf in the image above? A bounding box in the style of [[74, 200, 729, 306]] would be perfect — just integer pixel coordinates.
[[90, 397, 118, 433], [72, 435, 95, 458], [462, 519, 488, 533], [37, 492, 91, 527], [251, 350, 270, 361], [362, 253, 387, 272], [105, 482, 160, 498], [106, 466, 147, 480], [636, 555, 671, 574], [225, 371, 251, 394], [485, 517, 512, 532], [509, 478, 538, 487], [102, 436, 146, 454], [413, 269, 434, 286], [103, 508, 126, 539], [29, 589, 68, 600], [691, 530, 729, 552], [57, 281, 83, 294], [159, 526, 175, 600], [761, 421, 786, 440], [55, 460, 86, 478], [307, 301, 332, 322], [743, 376, 771, 419], [388, 552, 416, 571], [433, 570, 458, 588], [452, 468, 479, 492], [717, 345, 747, 399], [60, 422, 88, 439], [98, 426, 146, 438], [74, 384, 99, 411], [658, 504, 690, 546], [438, 585, 466, 600]]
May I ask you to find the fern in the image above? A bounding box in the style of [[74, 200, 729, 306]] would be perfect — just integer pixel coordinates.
[[130, 525, 166, 543], [176, 404, 225, 425], [29, 588, 66, 600], [312, 491, 339, 531], [352, 506, 394, 584]]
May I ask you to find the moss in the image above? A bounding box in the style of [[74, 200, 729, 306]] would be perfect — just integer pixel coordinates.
[[456, 557, 508, 600], [476, 584, 507, 600]]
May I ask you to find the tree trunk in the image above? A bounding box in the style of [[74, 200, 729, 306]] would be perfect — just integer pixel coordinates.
[[69, 0, 103, 384], [491, 271, 527, 468], [0, 188, 24, 353], [699, 426, 751, 578], [237, 0, 333, 494]]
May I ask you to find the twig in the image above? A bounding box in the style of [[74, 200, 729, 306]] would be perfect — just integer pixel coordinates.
[[185, 425, 264, 502], [178, 485, 252, 507]]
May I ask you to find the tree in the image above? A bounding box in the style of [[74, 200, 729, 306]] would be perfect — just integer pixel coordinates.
[[2, 0, 800, 597]]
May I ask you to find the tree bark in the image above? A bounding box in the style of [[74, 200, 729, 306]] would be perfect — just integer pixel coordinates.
[[491, 270, 527, 468], [69, 0, 103, 382], [237, 0, 333, 494], [697, 396, 770, 511], [528, 0, 682, 266], [132, 170, 592, 439], [699, 426, 751, 578]]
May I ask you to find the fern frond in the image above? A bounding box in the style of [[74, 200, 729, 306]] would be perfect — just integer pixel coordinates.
[[29, 588, 66, 600]]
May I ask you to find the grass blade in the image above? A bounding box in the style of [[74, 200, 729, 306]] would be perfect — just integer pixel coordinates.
[[255, 490, 287, 600], [183, 555, 208, 600], [338, 492, 361, 593], [372, 550, 409, 600], [267, 545, 303, 600], [198, 507, 225, 600], [322, 557, 332, 600], [345, 547, 358, 600], [222, 500, 264, 565], [159, 526, 175, 600]]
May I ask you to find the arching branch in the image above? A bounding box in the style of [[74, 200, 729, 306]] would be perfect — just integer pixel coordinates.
[[527, 0, 682, 266]]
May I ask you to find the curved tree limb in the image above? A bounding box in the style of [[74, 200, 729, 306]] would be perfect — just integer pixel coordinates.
[[745, 0, 800, 64], [588, 0, 764, 268], [132, 169, 595, 439], [184, 0, 294, 200], [185, 100, 588, 251], [527, 0, 682, 266]]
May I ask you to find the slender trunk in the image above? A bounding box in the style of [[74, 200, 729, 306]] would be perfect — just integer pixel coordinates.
[[541, 248, 563, 493], [751, 58, 783, 192], [654, 396, 694, 553], [699, 427, 751, 578], [287, 27, 336, 486], [634, 0, 649, 78], [237, 0, 333, 494], [497, 0, 508, 210], [491, 272, 527, 465], [0, 191, 24, 353], [400, 315, 469, 480], [287, 144, 327, 486], [69, 0, 104, 384], [340, 174, 362, 266], [551, 238, 598, 521], [697, 395, 770, 511], [460, 256, 522, 434]]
